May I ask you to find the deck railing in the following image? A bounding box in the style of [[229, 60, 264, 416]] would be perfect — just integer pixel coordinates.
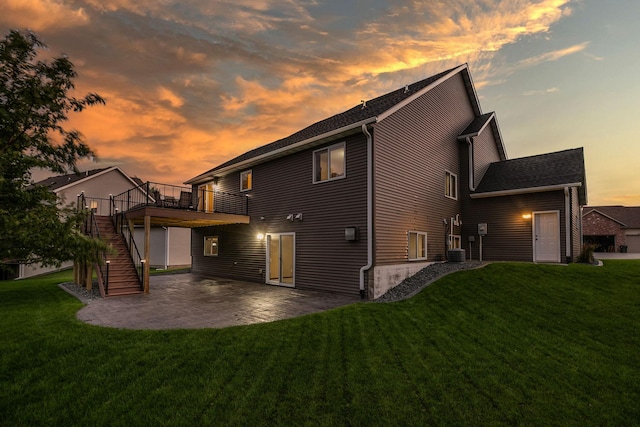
[[110, 181, 248, 216]]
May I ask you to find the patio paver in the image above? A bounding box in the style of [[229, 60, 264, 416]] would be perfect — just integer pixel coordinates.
[[76, 274, 360, 330]]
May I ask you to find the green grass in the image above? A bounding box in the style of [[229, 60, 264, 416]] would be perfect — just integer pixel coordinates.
[[1, 261, 639, 425]]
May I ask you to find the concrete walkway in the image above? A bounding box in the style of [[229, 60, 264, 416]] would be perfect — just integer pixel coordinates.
[[77, 274, 360, 330], [594, 252, 640, 260]]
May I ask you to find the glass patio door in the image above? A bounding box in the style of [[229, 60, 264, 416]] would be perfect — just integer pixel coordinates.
[[198, 183, 215, 212], [266, 233, 295, 287]]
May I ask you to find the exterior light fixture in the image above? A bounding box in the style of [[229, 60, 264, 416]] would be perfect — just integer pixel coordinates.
[[257, 233, 265, 240], [522, 213, 532, 219]]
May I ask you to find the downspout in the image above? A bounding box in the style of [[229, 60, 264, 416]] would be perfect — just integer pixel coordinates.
[[359, 124, 373, 299], [164, 226, 169, 270], [564, 187, 571, 263], [466, 137, 475, 191]]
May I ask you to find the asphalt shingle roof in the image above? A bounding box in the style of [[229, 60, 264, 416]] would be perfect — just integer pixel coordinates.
[[201, 66, 460, 175], [33, 167, 112, 191], [459, 112, 494, 137], [474, 147, 586, 201], [583, 206, 640, 228]]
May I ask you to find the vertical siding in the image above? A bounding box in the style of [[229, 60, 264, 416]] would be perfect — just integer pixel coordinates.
[[373, 73, 475, 263], [462, 191, 567, 262], [191, 132, 368, 296]]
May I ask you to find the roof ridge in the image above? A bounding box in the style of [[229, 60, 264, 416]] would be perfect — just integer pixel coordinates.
[[187, 64, 468, 183]]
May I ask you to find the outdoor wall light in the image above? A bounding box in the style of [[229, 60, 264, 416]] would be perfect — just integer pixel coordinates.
[[257, 233, 265, 240], [522, 213, 532, 219]]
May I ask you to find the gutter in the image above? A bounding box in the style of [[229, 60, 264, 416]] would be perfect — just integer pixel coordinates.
[[470, 183, 583, 199], [359, 124, 373, 299]]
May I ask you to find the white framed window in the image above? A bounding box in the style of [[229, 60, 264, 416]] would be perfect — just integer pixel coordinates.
[[313, 142, 345, 183], [408, 231, 427, 260], [449, 234, 461, 249], [204, 236, 219, 256], [445, 170, 458, 200], [240, 170, 252, 192]]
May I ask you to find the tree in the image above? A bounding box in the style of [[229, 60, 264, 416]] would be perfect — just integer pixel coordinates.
[[0, 29, 106, 268]]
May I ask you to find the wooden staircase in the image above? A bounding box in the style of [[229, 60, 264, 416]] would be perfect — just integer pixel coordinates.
[[95, 216, 143, 297]]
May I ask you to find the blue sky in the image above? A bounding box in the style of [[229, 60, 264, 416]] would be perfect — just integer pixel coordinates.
[[2, 0, 638, 205]]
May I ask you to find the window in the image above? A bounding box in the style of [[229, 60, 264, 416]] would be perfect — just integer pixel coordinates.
[[445, 170, 458, 200], [204, 236, 219, 256], [314, 142, 345, 183], [408, 231, 427, 260], [449, 235, 461, 249], [240, 170, 252, 191]]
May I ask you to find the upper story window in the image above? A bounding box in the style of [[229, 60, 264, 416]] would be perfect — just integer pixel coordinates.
[[408, 231, 427, 260], [314, 142, 345, 183], [445, 170, 458, 200], [240, 170, 252, 191]]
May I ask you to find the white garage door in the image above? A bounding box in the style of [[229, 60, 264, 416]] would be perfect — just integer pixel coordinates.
[[626, 235, 640, 253]]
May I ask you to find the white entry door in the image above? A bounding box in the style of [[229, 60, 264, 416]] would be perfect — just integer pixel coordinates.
[[266, 233, 295, 287], [534, 211, 560, 262]]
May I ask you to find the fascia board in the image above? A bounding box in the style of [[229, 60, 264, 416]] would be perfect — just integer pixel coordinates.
[[470, 183, 583, 199]]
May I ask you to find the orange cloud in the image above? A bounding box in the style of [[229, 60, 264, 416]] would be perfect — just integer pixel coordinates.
[[10, 0, 591, 189], [1, 0, 89, 31]]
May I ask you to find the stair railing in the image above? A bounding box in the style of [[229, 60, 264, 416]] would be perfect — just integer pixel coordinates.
[[77, 192, 109, 293]]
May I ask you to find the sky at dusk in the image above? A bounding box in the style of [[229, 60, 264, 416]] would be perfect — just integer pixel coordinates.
[[2, 0, 638, 206]]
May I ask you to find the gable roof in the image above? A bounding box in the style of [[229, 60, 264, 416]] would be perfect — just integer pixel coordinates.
[[186, 63, 489, 184], [472, 148, 587, 203], [459, 112, 495, 137], [34, 167, 112, 192], [34, 166, 142, 194], [458, 111, 507, 161], [583, 206, 640, 228]]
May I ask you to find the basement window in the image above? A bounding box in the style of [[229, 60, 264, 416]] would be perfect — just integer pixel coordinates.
[[204, 236, 219, 257], [408, 231, 427, 260], [449, 234, 461, 249]]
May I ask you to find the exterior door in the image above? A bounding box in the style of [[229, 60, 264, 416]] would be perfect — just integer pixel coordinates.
[[266, 233, 295, 287], [534, 211, 560, 262], [198, 183, 215, 213]]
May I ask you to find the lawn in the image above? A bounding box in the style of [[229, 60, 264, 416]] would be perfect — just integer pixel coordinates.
[[1, 262, 639, 425]]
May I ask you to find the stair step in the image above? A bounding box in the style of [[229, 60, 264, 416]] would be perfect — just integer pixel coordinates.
[[90, 215, 144, 298]]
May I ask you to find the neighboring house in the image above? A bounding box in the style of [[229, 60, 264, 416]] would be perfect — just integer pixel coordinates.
[[16, 166, 190, 279], [185, 64, 587, 299], [583, 206, 640, 252]]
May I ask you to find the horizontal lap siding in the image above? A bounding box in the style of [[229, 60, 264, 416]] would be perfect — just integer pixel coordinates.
[[472, 127, 501, 186], [373, 73, 474, 264], [192, 224, 265, 282], [191, 133, 368, 296], [463, 191, 566, 262]]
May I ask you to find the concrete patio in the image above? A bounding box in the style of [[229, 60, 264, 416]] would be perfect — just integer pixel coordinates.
[[76, 274, 360, 330]]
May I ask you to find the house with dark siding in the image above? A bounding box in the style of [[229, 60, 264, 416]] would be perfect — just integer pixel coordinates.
[[185, 64, 587, 299]]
